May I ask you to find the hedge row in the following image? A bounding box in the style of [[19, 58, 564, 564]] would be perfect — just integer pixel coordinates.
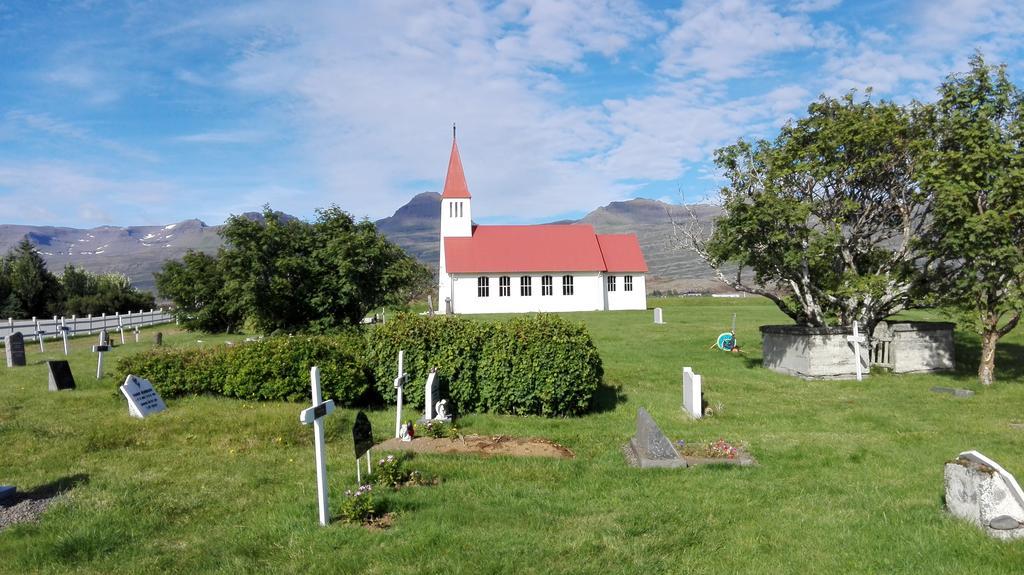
[[368, 314, 603, 417], [116, 333, 370, 405], [116, 314, 603, 417]]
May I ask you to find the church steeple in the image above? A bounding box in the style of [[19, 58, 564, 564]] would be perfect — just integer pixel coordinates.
[[442, 125, 471, 199]]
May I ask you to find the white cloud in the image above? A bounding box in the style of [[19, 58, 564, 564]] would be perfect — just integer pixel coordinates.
[[787, 0, 841, 13], [5, 110, 159, 163], [174, 130, 267, 144]]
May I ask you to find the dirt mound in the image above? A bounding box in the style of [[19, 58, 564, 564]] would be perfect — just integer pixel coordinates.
[[376, 435, 574, 459]]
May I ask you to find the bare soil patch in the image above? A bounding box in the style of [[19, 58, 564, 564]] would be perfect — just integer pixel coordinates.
[[377, 435, 574, 459]]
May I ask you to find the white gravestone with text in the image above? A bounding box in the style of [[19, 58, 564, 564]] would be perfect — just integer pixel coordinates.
[[683, 367, 702, 419], [654, 308, 663, 324], [120, 375, 167, 418]]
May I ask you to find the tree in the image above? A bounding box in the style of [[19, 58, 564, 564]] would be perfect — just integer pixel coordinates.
[[681, 92, 932, 333], [155, 251, 241, 332], [1, 238, 60, 318], [920, 54, 1024, 385]]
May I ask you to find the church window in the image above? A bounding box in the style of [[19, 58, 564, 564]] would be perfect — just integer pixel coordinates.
[[607, 275, 616, 292], [477, 276, 489, 297], [499, 276, 511, 297], [624, 275, 633, 292], [541, 275, 553, 296], [562, 275, 574, 296], [520, 276, 531, 296]]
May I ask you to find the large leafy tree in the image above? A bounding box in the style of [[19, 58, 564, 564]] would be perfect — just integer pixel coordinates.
[[159, 206, 431, 333], [1, 238, 61, 318], [684, 93, 932, 333], [58, 266, 156, 316], [920, 54, 1024, 386]]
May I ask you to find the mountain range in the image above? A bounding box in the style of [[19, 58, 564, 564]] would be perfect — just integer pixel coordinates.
[[0, 195, 724, 294]]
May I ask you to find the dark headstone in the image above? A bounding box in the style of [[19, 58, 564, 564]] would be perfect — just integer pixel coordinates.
[[46, 360, 76, 391], [352, 411, 373, 459], [931, 386, 975, 398], [990, 515, 1021, 530], [5, 332, 26, 367], [627, 408, 687, 469], [155, 332, 163, 347], [0, 485, 15, 504]]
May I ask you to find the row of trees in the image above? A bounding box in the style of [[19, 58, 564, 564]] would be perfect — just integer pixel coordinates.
[[0, 239, 156, 318], [683, 54, 1023, 385], [155, 206, 433, 334]]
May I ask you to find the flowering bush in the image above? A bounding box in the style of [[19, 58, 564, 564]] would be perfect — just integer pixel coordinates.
[[339, 484, 379, 523], [374, 454, 409, 488], [419, 420, 459, 439]]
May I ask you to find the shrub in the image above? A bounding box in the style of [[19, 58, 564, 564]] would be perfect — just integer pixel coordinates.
[[116, 333, 370, 406], [339, 484, 379, 523], [368, 313, 602, 417], [373, 454, 408, 488]]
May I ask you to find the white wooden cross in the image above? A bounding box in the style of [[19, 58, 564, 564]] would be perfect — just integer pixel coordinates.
[[394, 350, 407, 438], [60, 325, 69, 356], [92, 344, 110, 379], [847, 321, 867, 381], [299, 366, 336, 526]]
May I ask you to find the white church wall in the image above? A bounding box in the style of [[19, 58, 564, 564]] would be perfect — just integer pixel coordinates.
[[450, 272, 606, 315], [607, 273, 647, 311]]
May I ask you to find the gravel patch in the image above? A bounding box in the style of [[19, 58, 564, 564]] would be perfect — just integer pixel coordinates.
[[0, 495, 60, 532]]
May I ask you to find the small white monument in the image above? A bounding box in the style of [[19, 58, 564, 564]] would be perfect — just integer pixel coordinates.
[[299, 366, 336, 527], [682, 367, 702, 419], [945, 450, 1024, 539], [846, 321, 867, 381], [393, 350, 407, 438], [423, 368, 438, 421], [120, 375, 167, 418], [654, 308, 664, 324]]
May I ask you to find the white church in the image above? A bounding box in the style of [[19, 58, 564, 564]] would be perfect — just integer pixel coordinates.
[[437, 134, 648, 315]]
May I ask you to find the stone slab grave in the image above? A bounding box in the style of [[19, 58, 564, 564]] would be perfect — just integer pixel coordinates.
[[682, 367, 704, 419], [945, 450, 1024, 540], [653, 307, 664, 324], [5, 332, 26, 368], [624, 407, 686, 469], [0, 485, 14, 504], [119, 375, 167, 418], [46, 361, 76, 391], [930, 386, 974, 398]]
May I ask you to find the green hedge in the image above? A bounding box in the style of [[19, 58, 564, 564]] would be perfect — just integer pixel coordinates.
[[116, 333, 370, 405], [368, 314, 602, 417]]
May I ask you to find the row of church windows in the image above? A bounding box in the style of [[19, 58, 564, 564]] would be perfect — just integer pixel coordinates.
[[448, 201, 465, 218], [476, 275, 633, 297]]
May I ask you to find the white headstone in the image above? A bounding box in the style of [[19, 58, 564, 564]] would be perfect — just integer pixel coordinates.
[[945, 450, 1024, 539], [394, 350, 406, 438], [682, 367, 702, 419], [423, 369, 438, 421], [654, 308, 664, 324], [299, 366, 335, 526], [120, 375, 167, 418]]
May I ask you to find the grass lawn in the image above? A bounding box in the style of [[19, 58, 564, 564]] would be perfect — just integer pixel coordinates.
[[1, 298, 1023, 574]]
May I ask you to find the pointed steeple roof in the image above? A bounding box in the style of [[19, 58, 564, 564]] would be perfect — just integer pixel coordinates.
[[442, 128, 471, 199]]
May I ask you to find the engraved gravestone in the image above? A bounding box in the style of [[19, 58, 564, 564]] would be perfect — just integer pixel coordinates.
[[119, 375, 167, 418], [46, 360, 76, 391], [627, 407, 686, 468], [353, 411, 374, 459], [5, 332, 26, 367]]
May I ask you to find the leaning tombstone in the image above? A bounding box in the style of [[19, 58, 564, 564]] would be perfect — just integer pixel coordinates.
[[625, 407, 686, 469], [5, 332, 26, 367], [945, 450, 1024, 540], [46, 360, 76, 391], [119, 375, 167, 418], [352, 411, 374, 484], [682, 367, 703, 419], [653, 307, 664, 324]]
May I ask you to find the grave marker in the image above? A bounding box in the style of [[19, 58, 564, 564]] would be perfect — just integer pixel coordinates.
[[352, 411, 374, 483], [393, 350, 407, 438], [626, 408, 687, 468], [119, 374, 167, 418], [653, 307, 664, 324], [92, 344, 110, 378], [299, 366, 336, 526], [4, 332, 26, 367], [0, 485, 15, 504], [945, 450, 1024, 540], [846, 321, 867, 381], [60, 326, 70, 356], [155, 332, 163, 346], [682, 367, 702, 419], [422, 368, 438, 421], [134, 327, 140, 343], [46, 360, 76, 391], [118, 326, 126, 345], [35, 330, 46, 353]]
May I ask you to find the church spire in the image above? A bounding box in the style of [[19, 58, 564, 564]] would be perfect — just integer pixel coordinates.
[[441, 126, 471, 199]]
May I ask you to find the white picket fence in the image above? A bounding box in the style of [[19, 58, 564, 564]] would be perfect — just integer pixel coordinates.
[[0, 309, 174, 341]]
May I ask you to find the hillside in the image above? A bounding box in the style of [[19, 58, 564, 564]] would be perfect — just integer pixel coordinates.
[[0, 197, 725, 294]]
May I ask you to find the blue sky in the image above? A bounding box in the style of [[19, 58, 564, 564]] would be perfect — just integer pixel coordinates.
[[1, 0, 1022, 228]]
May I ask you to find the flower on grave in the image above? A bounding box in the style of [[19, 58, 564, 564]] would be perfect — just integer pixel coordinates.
[[706, 438, 738, 459], [674, 439, 686, 449]]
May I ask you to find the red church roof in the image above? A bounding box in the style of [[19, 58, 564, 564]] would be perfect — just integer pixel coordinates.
[[442, 137, 471, 199], [444, 224, 647, 274]]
